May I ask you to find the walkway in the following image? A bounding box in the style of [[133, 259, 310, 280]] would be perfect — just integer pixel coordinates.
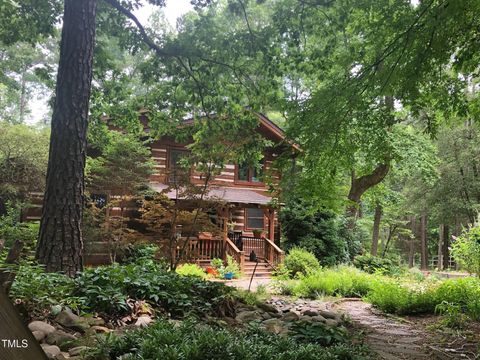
[[331, 299, 477, 360]]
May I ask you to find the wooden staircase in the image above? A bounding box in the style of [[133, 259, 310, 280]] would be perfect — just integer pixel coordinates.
[[243, 259, 274, 278]]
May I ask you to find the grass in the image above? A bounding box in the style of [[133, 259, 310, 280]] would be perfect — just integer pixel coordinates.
[[277, 266, 480, 319]]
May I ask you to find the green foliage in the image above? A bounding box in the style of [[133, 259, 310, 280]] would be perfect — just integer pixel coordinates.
[[450, 225, 480, 275], [366, 280, 438, 315], [435, 301, 469, 329], [87, 318, 369, 360], [74, 262, 233, 318], [210, 258, 223, 269], [120, 243, 161, 265], [218, 255, 241, 279], [176, 263, 207, 279], [282, 267, 373, 298], [280, 202, 348, 266], [353, 255, 404, 276], [283, 248, 321, 278], [0, 123, 49, 206], [0, 203, 38, 252], [8, 263, 80, 315], [289, 320, 348, 346]]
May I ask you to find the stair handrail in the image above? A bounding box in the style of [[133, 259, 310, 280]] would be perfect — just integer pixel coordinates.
[[264, 238, 284, 268], [224, 234, 245, 273]]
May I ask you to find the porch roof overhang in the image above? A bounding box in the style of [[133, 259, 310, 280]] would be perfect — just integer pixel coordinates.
[[150, 183, 272, 205]]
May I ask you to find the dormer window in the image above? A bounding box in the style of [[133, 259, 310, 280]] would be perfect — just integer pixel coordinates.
[[236, 161, 263, 183]]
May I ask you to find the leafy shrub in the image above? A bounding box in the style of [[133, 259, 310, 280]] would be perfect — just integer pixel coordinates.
[[283, 266, 373, 298], [435, 301, 469, 329], [74, 262, 234, 318], [9, 263, 81, 315], [210, 258, 223, 269], [451, 225, 480, 275], [353, 254, 404, 276], [280, 202, 348, 266], [289, 320, 348, 346], [367, 278, 439, 315], [218, 255, 241, 279], [0, 204, 39, 257], [120, 243, 161, 265], [284, 248, 321, 277], [176, 263, 207, 279], [87, 319, 369, 360]]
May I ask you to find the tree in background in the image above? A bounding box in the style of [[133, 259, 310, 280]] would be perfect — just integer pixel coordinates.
[[85, 131, 154, 262]]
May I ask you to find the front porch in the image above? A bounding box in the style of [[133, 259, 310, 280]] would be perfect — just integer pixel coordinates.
[[174, 232, 284, 277]]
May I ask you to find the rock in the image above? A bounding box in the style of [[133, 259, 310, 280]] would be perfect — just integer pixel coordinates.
[[54, 353, 69, 360], [90, 325, 111, 333], [318, 310, 339, 320], [260, 312, 272, 320], [257, 303, 279, 314], [223, 317, 237, 326], [55, 310, 90, 332], [51, 305, 63, 316], [69, 346, 89, 356], [261, 318, 285, 334], [302, 309, 319, 317], [41, 344, 61, 359], [281, 312, 299, 322], [29, 321, 56, 335], [235, 310, 262, 323], [46, 330, 77, 350], [310, 315, 327, 323], [135, 315, 153, 327], [325, 318, 339, 327], [86, 317, 105, 326], [32, 330, 46, 341]]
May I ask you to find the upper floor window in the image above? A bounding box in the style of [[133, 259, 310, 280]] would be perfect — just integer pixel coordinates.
[[237, 161, 263, 183], [168, 148, 189, 183]]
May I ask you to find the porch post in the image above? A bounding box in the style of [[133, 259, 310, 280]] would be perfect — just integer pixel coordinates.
[[268, 208, 275, 242]]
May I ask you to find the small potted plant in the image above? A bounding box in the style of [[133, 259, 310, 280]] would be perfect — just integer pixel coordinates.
[[252, 229, 264, 238], [221, 255, 240, 280]]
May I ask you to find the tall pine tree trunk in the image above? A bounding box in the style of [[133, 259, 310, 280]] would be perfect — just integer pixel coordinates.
[[371, 203, 382, 256], [420, 213, 428, 270], [442, 225, 449, 270], [437, 224, 444, 270], [36, 0, 97, 276], [408, 216, 416, 268]]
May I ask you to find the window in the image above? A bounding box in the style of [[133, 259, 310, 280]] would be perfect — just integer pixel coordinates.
[[168, 149, 188, 183], [236, 161, 263, 183], [245, 208, 264, 229], [90, 194, 107, 208]]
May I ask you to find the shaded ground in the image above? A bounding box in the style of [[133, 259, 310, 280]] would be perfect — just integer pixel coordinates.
[[331, 299, 479, 360]]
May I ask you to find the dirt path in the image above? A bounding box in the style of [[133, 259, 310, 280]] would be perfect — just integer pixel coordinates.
[[330, 299, 477, 360]]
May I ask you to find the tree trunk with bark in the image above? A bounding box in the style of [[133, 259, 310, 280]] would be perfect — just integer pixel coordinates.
[[347, 164, 390, 221], [442, 224, 449, 270], [371, 203, 382, 256], [408, 216, 416, 268], [36, 0, 97, 276], [420, 212, 428, 270], [438, 224, 444, 270]]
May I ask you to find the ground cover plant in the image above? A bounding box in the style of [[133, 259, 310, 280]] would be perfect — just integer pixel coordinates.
[[87, 318, 370, 360], [9, 261, 236, 320], [277, 265, 480, 321]]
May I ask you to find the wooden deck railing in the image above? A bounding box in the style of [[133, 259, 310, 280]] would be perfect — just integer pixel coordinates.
[[175, 237, 224, 262], [224, 235, 245, 273], [264, 238, 284, 269], [240, 235, 265, 259]]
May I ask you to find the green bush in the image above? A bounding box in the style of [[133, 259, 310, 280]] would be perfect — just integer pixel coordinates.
[[279, 202, 349, 266], [9, 263, 81, 315], [176, 263, 207, 279], [451, 225, 480, 275], [74, 262, 234, 318], [353, 254, 404, 276], [87, 319, 369, 360], [284, 248, 321, 277], [282, 266, 374, 298]]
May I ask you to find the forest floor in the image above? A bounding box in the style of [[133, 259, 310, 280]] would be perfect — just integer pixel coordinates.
[[330, 299, 480, 360]]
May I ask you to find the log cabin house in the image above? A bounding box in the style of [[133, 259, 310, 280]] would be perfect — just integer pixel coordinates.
[[26, 112, 297, 277]]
